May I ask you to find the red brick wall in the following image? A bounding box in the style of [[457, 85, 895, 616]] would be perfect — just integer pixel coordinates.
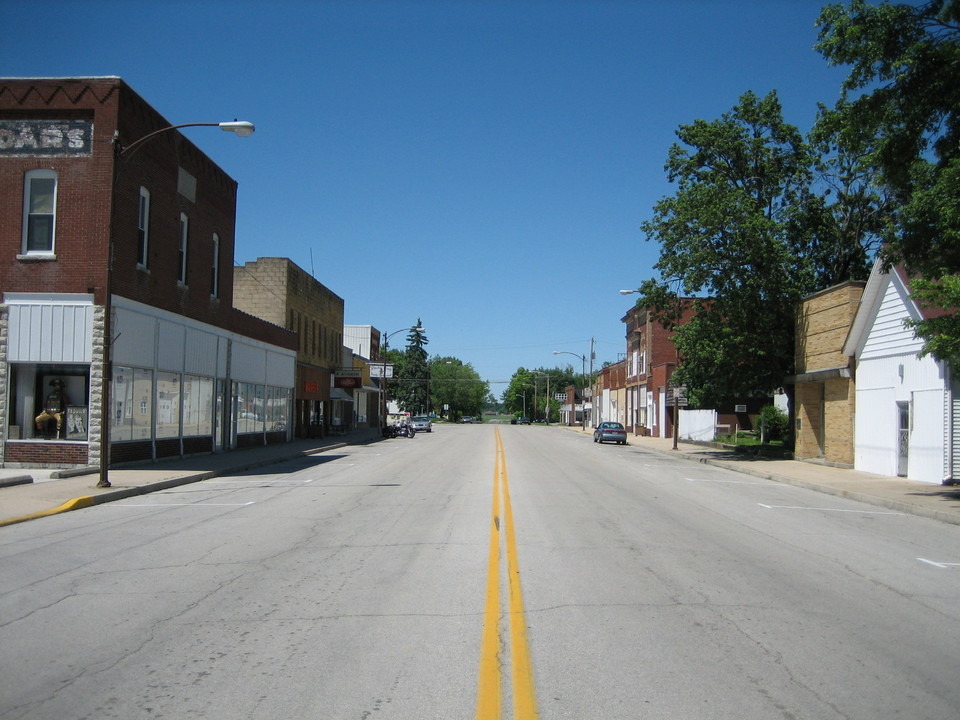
[[5, 442, 89, 466], [0, 79, 120, 299], [0, 78, 296, 352]]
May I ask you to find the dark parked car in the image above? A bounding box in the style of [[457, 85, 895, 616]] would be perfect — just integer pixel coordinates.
[[516, 416, 531, 425], [594, 421, 627, 445]]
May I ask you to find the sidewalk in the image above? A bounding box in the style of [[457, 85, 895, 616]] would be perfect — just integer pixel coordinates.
[[0, 428, 381, 527], [3, 425, 960, 528], [564, 425, 960, 527]]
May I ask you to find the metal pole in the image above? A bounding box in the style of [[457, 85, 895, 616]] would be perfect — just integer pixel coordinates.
[[100, 120, 255, 488]]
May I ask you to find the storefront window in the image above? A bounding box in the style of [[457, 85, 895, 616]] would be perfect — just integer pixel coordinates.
[[182, 375, 214, 437], [266, 385, 291, 432], [236, 382, 264, 433], [111, 366, 153, 442], [156, 371, 181, 439], [7, 363, 89, 441]]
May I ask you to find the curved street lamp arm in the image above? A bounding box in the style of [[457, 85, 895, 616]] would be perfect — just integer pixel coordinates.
[[116, 121, 255, 158]]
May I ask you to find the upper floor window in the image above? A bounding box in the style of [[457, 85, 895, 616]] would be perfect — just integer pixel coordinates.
[[210, 233, 220, 298], [22, 169, 57, 254], [137, 187, 150, 268], [178, 213, 189, 285]]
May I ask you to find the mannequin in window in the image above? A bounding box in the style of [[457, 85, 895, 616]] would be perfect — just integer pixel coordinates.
[[35, 379, 68, 437]]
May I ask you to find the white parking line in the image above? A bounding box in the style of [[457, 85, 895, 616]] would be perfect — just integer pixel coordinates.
[[688, 477, 766, 485], [917, 558, 960, 569], [758, 503, 903, 515], [113, 502, 256, 507]]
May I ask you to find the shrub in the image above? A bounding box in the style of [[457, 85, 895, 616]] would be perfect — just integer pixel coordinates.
[[758, 405, 789, 442]]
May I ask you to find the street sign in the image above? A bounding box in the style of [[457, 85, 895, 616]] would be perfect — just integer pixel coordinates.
[[665, 384, 689, 407], [370, 364, 394, 379]]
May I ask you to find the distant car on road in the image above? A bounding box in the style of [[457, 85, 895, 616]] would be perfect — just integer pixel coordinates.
[[411, 416, 432, 433], [460, 416, 476, 424], [594, 421, 627, 445]]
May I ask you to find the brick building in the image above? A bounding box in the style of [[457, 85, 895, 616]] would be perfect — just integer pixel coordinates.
[[0, 77, 297, 469], [622, 301, 695, 437], [789, 281, 864, 466], [592, 359, 626, 427], [233, 257, 347, 438]]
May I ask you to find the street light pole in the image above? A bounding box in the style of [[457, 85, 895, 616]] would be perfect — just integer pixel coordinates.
[[99, 119, 255, 488], [378, 326, 423, 433]]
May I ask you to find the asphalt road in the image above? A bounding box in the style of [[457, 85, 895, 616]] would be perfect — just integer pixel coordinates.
[[2, 424, 960, 719]]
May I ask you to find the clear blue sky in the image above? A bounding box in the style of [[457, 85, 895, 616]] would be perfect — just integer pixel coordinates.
[[4, 0, 848, 391]]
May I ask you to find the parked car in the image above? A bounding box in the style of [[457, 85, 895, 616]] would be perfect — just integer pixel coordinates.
[[460, 416, 476, 424], [516, 416, 531, 425], [594, 421, 627, 445], [411, 416, 432, 433]]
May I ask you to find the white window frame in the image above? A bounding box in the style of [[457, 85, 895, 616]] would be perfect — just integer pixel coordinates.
[[210, 232, 220, 298], [178, 212, 189, 285], [21, 169, 58, 255], [137, 186, 150, 268]]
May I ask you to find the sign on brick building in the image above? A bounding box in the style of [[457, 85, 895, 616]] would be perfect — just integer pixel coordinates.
[[0, 120, 93, 155]]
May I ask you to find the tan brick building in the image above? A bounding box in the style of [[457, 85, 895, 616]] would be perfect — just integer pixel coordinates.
[[790, 281, 865, 466], [233, 257, 344, 438]]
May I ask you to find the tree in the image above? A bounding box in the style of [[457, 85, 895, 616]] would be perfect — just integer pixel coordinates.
[[816, 0, 960, 362], [503, 366, 576, 420], [429, 357, 488, 420], [638, 90, 820, 406], [388, 320, 429, 414], [805, 102, 889, 287]]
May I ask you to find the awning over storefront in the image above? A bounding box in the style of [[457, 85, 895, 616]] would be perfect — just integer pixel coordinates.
[[330, 388, 355, 402], [786, 366, 852, 384]]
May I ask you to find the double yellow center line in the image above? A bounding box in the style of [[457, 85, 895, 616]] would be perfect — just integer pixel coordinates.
[[476, 427, 539, 720]]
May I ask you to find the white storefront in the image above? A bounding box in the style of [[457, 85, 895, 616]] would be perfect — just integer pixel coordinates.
[[2, 292, 296, 467]]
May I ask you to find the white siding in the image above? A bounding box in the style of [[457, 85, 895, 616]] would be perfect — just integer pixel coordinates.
[[231, 342, 267, 383], [860, 275, 923, 360], [912, 388, 947, 483], [6, 296, 93, 363], [110, 297, 294, 391], [265, 351, 295, 387], [184, 327, 219, 376], [156, 320, 185, 371], [852, 270, 949, 483], [112, 306, 157, 368], [855, 386, 898, 476]]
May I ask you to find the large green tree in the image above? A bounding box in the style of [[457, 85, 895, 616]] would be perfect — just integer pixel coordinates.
[[429, 357, 488, 420], [388, 320, 429, 414], [816, 0, 960, 362], [637, 91, 820, 406], [503, 367, 576, 420]]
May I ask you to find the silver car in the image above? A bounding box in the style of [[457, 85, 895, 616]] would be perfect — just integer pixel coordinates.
[[593, 421, 628, 445], [411, 416, 432, 433]]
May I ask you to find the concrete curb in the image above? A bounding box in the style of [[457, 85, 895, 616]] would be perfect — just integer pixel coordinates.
[[0, 475, 32, 489]]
